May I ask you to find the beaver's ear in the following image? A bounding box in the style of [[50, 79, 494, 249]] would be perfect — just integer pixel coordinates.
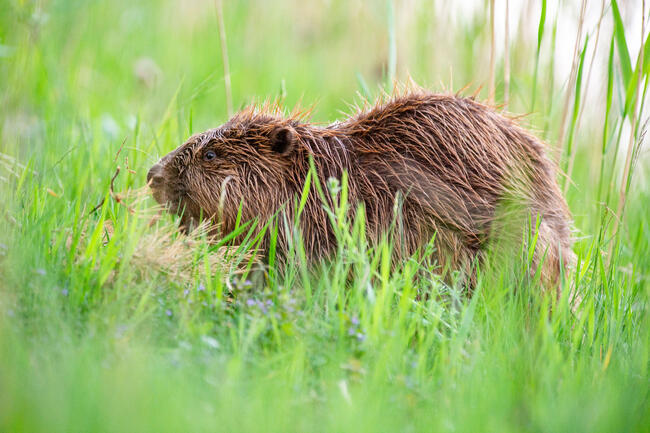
[[269, 126, 296, 156]]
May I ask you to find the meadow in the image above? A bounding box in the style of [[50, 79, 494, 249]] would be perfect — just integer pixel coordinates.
[[0, 0, 648, 431]]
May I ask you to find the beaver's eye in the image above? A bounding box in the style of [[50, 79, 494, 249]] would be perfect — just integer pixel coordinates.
[[204, 150, 217, 161]]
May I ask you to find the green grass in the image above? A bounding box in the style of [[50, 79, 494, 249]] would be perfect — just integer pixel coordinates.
[[1, 0, 649, 432]]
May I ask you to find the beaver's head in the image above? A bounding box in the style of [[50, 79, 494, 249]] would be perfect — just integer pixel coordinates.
[[147, 113, 302, 233]]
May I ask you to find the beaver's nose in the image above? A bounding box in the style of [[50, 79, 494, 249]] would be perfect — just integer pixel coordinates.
[[147, 163, 165, 188]]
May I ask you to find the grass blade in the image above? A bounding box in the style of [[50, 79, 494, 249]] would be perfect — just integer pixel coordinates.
[[611, 0, 633, 85], [386, 0, 396, 88], [531, 0, 547, 111], [564, 34, 589, 193]]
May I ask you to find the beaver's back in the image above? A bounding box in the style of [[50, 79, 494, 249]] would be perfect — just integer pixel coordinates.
[[331, 93, 572, 287]]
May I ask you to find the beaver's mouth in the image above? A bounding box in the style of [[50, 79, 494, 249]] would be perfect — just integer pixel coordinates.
[[150, 188, 168, 207], [150, 190, 203, 233]]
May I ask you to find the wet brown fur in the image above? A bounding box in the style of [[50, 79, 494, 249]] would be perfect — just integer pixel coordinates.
[[147, 89, 573, 289]]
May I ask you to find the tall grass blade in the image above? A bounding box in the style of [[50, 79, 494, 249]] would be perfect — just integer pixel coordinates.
[[612, 1, 647, 250], [611, 0, 633, 85], [386, 0, 396, 88], [215, 0, 233, 116], [556, 0, 587, 162], [356, 72, 372, 102], [504, 0, 510, 107], [531, 0, 547, 111], [598, 37, 616, 203], [564, 35, 589, 193], [488, 0, 496, 103]]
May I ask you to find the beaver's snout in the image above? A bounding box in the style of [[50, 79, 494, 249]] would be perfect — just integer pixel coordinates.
[[147, 162, 171, 207], [147, 163, 165, 188]]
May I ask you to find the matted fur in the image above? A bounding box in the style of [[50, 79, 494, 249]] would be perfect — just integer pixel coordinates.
[[147, 89, 573, 289]]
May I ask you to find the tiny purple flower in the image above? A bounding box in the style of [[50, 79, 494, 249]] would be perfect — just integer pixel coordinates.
[[197, 283, 206, 292], [246, 299, 256, 306], [356, 332, 366, 342], [61, 288, 69, 296], [165, 309, 173, 317], [183, 289, 190, 297], [256, 300, 268, 314], [36, 268, 46, 276], [348, 327, 356, 336], [351, 316, 360, 326]]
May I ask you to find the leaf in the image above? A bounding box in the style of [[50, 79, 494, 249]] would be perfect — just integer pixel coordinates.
[[643, 34, 650, 75], [531, 0, 547, 111], [537, 0, 547, 52], [603, 36, 615, 154], [623, 31, 650, 118], [565, 34, 589, 163], [611, 0, 633, 85], [386, 0, 396, 87], [356, 72, 372, 102]]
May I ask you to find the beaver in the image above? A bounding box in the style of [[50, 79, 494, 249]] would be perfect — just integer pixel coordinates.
[[147, 90, 573, 289]]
